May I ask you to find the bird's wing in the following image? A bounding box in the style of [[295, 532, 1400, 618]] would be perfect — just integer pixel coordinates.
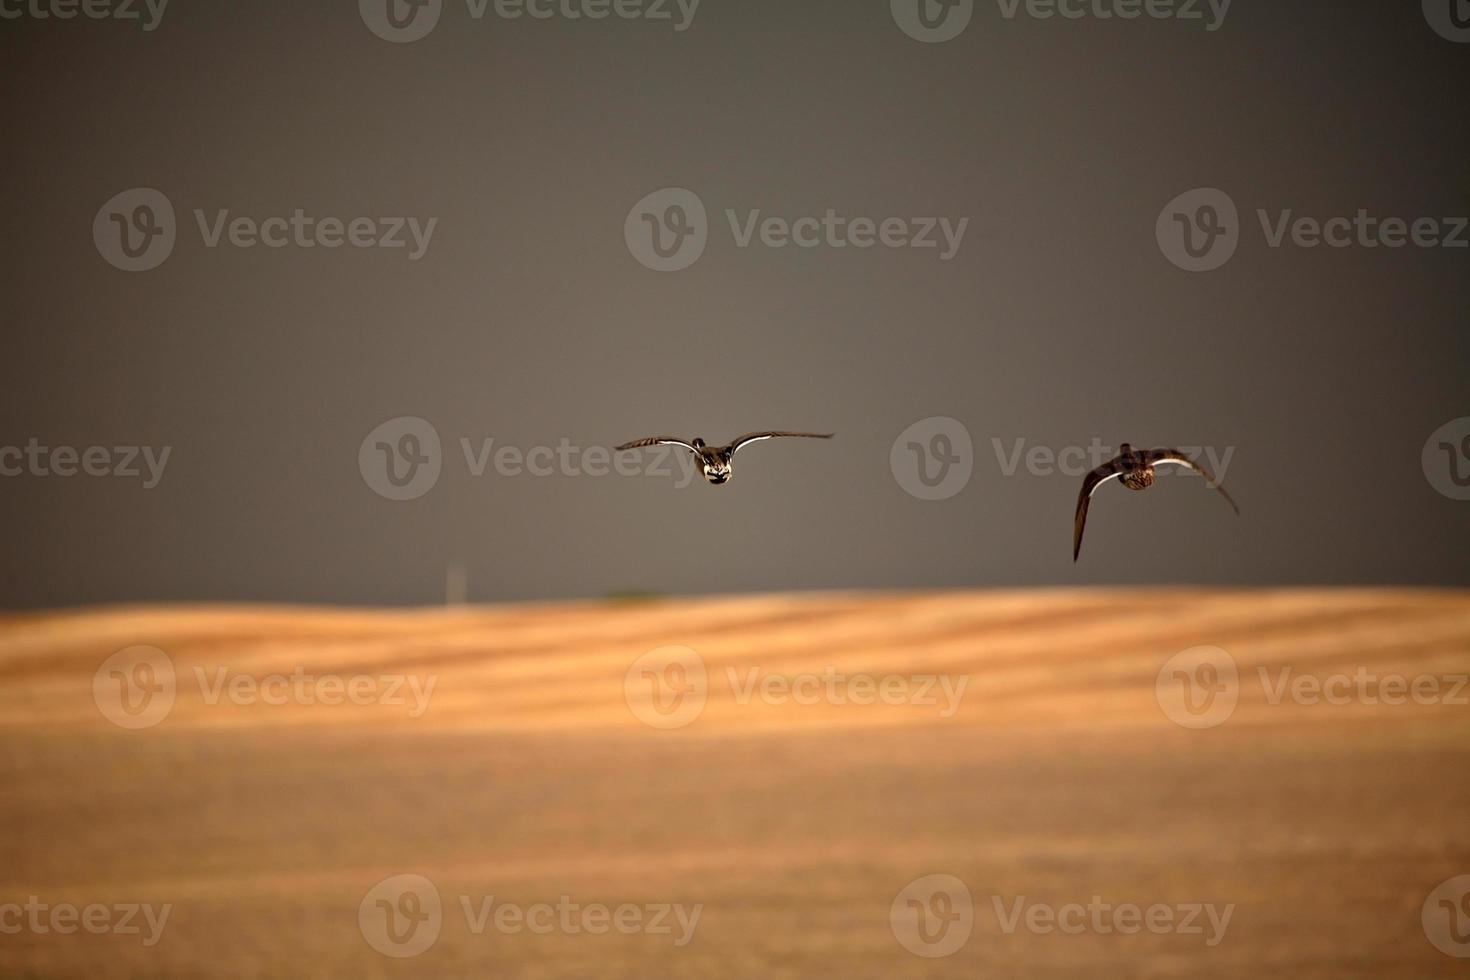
[[728, 432, 835, 455], [614, 436, 698, 453], [1074, 459, 1126, 561], [1144, 449, 1240, 515]]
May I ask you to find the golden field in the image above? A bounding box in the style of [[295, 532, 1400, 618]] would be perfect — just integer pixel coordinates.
[[2, 589, 1469, 978]]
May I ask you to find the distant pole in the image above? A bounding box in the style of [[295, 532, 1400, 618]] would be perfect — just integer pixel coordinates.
[[445, 562, 468, 606]]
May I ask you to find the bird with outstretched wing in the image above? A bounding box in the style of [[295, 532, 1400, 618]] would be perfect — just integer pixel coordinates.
[[614, 432, 834, 485], [1074, 443, 1239, 560]]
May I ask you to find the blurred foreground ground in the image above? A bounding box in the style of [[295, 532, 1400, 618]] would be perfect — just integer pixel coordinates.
[[2, 589, 1469, 978]]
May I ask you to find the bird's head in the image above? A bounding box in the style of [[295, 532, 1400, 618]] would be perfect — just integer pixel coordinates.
[[700, 449, 732, 485]]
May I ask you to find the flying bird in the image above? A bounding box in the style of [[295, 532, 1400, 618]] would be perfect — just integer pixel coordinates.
[[1074, 443, 1239, 561], [614, 432, 834, 485]]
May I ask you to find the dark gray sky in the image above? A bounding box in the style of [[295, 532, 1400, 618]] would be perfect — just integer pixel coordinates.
[[1, 0, 1466, 608]]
